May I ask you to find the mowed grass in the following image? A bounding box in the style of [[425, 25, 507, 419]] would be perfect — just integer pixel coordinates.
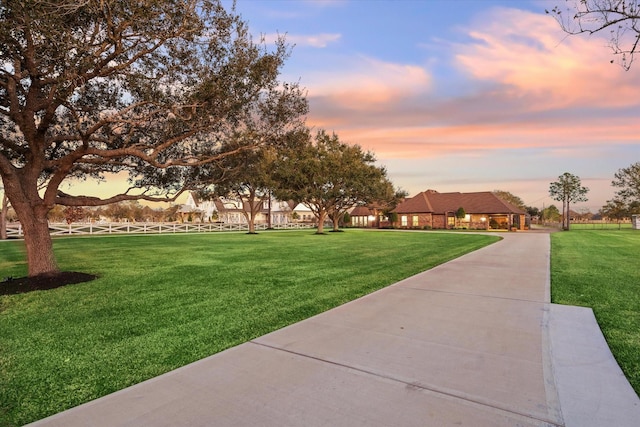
[[569, 222, 632, 230], [551, 230, 640, 395], [0, 230, 498, 426]]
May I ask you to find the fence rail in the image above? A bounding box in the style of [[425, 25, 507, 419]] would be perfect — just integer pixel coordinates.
[[5, 222, 316, 238], [530, 220, 633, 230]]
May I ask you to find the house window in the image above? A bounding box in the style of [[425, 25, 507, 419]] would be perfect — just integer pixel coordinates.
[[447, 216, 455, 227], [401, 215, 408, 227], [412, 215, 419, 227]]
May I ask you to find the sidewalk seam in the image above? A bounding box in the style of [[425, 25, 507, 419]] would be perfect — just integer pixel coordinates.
[[400, 285, 549, 304], [250, 340, 564, 427]]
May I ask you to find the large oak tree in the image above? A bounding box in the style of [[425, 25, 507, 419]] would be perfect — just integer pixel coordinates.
[[197, 82, 308, 234], [0, 0, 296, 276], [274, 129, 393, 234]]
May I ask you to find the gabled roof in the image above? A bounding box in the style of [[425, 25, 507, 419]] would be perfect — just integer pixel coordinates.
[[395, 190, 525, 215], [394, 190, 434, 214], [351, 206, 375, 216], [188, 192, 200, 206]]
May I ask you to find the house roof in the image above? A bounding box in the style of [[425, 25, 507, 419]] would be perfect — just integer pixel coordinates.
[[188, 192, 200, 206], [350, 206, 375, 216], [395, 190, 526, 215]]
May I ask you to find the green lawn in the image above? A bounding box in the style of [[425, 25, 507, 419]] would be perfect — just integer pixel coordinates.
[[0, 230, 498, 426], [551, 229, 640, 396], [568, 222, 632, 230]]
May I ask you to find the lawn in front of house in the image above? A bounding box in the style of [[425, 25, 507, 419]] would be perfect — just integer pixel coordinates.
[[551, 229, 640, 396], [0, 230, 498, 426]]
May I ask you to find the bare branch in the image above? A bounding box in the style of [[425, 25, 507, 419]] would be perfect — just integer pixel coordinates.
[[548, 0, 640, 69]]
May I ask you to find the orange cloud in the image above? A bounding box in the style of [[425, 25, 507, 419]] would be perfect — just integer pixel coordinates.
[[318, 115, 640, 160], [454, 8, 640, 110]]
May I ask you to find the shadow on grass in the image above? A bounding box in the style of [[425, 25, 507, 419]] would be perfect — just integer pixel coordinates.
[[0, 272, 97, 295]]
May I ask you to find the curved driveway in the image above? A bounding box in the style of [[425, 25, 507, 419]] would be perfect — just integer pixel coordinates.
[[30, 232, 640, 426]]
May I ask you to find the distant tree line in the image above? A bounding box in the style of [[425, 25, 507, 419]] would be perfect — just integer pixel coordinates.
[[44, 201, 181, 224]]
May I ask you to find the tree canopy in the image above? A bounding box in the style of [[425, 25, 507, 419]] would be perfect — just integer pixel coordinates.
[[612, 162, 640, 208], [549, 172, 589, 230], [273, 129, 393, 234], [492, 190, 526, 210], [195, 77, 308, 233], [542, 204, 562, 223], [0, 0, 300, 275], [602, 161, 640, 218]]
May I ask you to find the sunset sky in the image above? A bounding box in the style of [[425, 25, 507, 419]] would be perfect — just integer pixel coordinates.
[[223, 0, 640, 212], [58, 0, 640, 213]]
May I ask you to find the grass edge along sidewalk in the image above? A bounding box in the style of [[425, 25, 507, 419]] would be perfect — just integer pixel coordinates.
[[0, 230, 498, 426], [551, 229, 640, 397]]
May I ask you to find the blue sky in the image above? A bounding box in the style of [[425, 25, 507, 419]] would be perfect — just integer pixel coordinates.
[[222, 0, 640, 211]]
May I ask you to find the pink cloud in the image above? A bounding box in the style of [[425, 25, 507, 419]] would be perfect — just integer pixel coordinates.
[[305, 7, 640, 167], [327, 116, 640, 160], [303, 55, 432, 109], [454, 8, 640, 110]]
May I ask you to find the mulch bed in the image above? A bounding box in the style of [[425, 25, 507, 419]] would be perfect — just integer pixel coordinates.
[[0, 272, 98, 295]]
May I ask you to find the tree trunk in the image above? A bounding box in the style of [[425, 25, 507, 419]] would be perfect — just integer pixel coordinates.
[[2, 173, 60, 275], [0, 193, 7, 240], [248, 214, 256, 233], [332, 215, 340, 231], [21, 210, 59, 276], [316, 211, 326, 234]]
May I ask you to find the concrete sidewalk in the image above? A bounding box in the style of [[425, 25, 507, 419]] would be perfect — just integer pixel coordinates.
[[30, 232, 640, 426]]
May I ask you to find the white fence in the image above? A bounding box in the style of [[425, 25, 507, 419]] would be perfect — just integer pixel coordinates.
[[5, 222, 316, 238]]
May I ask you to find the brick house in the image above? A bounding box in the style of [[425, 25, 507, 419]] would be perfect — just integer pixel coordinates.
[[393, 190, 527, 230], [350, 205, 392, 228], [350, 206, 377, 228]]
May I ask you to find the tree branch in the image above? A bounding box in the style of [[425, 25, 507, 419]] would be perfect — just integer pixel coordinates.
[[55, 187, 186, 207]]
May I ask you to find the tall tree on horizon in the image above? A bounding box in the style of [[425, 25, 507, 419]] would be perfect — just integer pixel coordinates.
[[549, 172, 589, 230]]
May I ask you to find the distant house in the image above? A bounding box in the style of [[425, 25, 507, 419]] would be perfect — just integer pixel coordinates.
[[179, 192, 298, 225], [393, 190, 527, 230], [291, 203, 316, 223], [213, 197, 251, 224], [350, 205, 392, 228], [350, 206, 377, 228], [177, 192, 210, 222], [271, 200, 296, 225]]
